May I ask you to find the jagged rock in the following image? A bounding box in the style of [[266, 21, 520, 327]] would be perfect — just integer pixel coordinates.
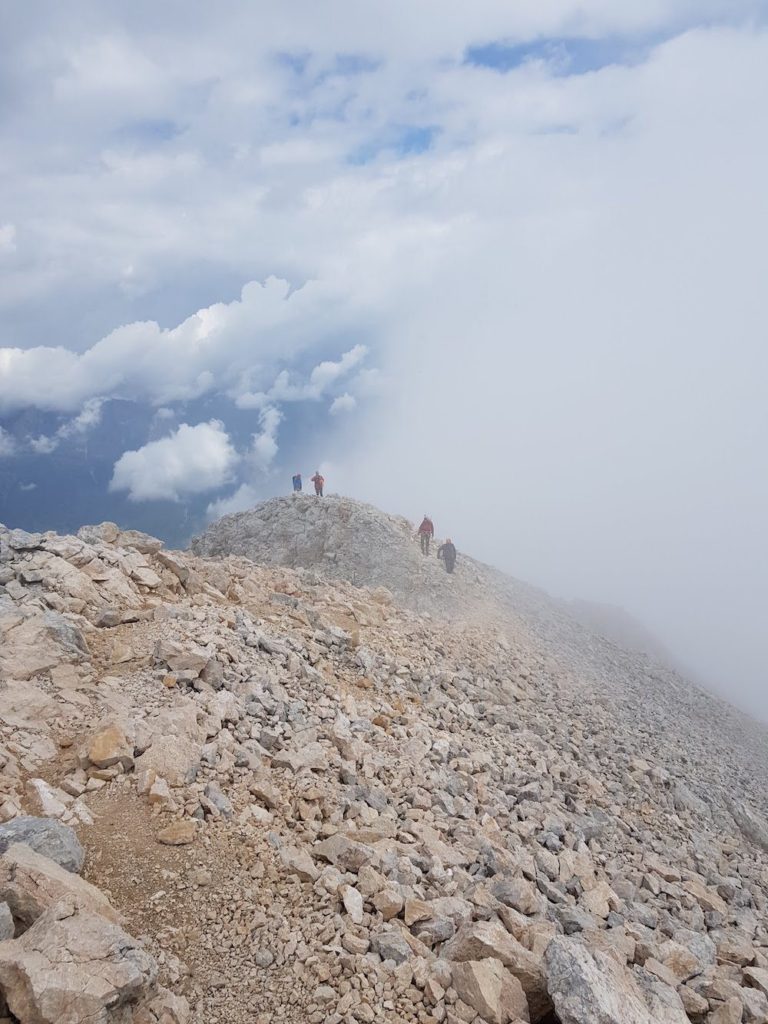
[[545, 936, 688, 1024], [0, 843, 120, 928], [0, 902, 12, 940], [203, 782, 232, 818], [709, 997, 746, 1024], [744, 966, 768, 999], [727, 798, 768, 853], [156, 551, 191, 585], [279, 845, 319, 882], [0, 817, 84, 873], [443, 920, 549, 1018], [450, 958, 529, 1024], [372, 928, 412, 965], [134, 706, 202, 787], [24, 779, 69, 820], [88, 720, 135, 770], [340, 884, 364, 924], [249, 774, 282, 810], [0, 900, 157, 1024], [132, 986, 190, 1024], [314, 834, 374, 872], [373, 887, 405, 920]]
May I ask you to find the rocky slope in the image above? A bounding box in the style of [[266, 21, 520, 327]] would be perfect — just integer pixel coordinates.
[[0, 501, 766, 1024]]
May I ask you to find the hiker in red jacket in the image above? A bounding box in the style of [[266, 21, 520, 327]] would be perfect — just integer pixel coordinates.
[[311, 471, 325, 497], [417, 515, 434, 555]]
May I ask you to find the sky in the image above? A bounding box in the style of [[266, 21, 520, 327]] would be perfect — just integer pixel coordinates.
[[0, 1, 767, 718]]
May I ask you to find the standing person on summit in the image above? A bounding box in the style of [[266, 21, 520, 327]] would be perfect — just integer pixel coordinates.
[[292, 472, 302, 493], [311, 471, 324, 497], [437, 538, 457, 574], [417, 515, 434, 555]]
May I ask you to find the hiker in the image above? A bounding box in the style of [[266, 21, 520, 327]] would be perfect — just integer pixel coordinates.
[[417, 515, 434, 555], [311, 471, 324, 497], [292, 472, 302, 493], [437, 538, 457, 574]]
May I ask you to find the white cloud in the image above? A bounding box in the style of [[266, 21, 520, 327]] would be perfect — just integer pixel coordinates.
[[57, 397, 105, 439], [330, 393, 357, 414], [207, 483, 260, 519], [249, 406, 282, 470], [234, 344, 368, 408], [19, 482, 37, 491], [0, 277, 362, 414], [29, 435, 59, 455], [0, 427, 15, 457], [109, 420, 238, 501], [0, 224, 16, 254]]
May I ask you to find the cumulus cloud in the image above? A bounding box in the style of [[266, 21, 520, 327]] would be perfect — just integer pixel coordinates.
[[109, 420, 238, 501], [207, 483, 260, 519], [330, 393, 357, 415], [249, 406, 283, 470], [0, 277, 362, 414], [234, 345, 368, 409], [29, 435, 58, 455]]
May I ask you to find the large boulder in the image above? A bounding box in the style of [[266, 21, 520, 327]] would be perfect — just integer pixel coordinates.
[[0, 900, 156, 1024], [0, 843, 119, 929], [451, 958, 530, 1024], [545, 936, 689, 1024], [726, 798, 768, 853], [0, 817, 85, 873], [443, 919, 549, 1018]]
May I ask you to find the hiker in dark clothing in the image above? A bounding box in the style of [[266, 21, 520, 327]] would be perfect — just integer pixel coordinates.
[[437, 539, 457, 573], [417, 515, 434, 555], [292, 473, 302, 492]]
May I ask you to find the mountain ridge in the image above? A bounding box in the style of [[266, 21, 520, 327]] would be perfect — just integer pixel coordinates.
[[0, 500, 766, 1024]]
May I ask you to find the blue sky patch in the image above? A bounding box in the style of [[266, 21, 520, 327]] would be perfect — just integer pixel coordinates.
[[348, 124, 438, 164], [465, 36, 640, 76]]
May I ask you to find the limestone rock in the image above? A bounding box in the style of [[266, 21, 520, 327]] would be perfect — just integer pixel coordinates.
[[0, 843, 119, 928], [156, 821, 197, 846], [279, 845, 319, 882], [0, 901, 13, 941], [341, 884, 364, 924], [443, 920, 548, 1018], [314, 834, 374, 872], [24, 779, 69, 820], [450, 958, 530, 1024], [0, 901, 157, 1024], [88, 720, 135, 770], [545, 936, 687, 1024], [0, 817, 84, 873]]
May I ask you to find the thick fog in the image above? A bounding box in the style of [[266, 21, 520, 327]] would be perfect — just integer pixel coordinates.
[[327, 31, 768, 717], [1, 3, 766, 719]]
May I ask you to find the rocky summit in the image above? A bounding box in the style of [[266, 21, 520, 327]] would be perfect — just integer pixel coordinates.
[[0, 499, 767, 1024]]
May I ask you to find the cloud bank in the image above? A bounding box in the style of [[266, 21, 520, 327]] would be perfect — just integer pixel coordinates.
[[109, 420, 238, 501]]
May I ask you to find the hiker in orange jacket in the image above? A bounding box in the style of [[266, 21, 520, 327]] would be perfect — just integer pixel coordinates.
[[417, 515, 434, 555], [311, 471, 325, 497]]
